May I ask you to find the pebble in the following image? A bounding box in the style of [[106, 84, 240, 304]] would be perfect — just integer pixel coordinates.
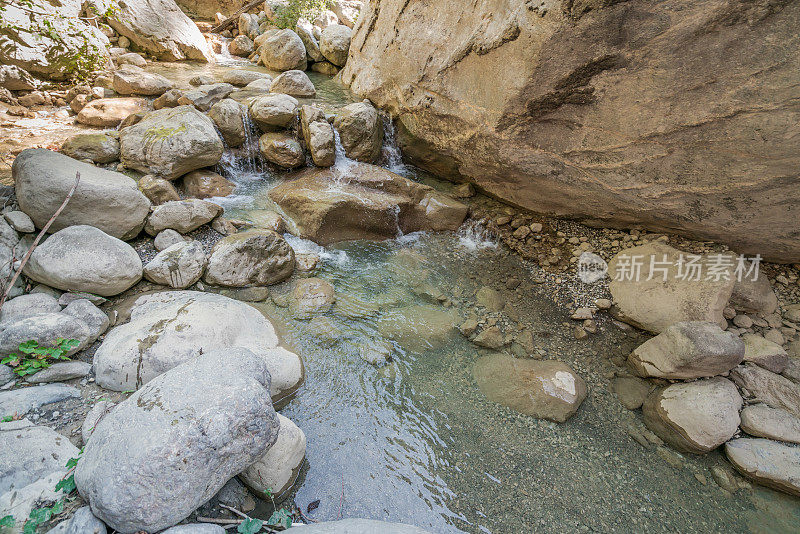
[[733, 315, 753, 329]]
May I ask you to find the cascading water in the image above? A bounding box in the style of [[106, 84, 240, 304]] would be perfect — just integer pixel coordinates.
[[380, 112, 406, 174], [217, 108, 263, 180]]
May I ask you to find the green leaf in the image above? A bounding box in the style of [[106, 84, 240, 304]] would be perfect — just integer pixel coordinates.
[[18, 340, 38, 353], [0, 515, 15, 527], [55, 474, 75, 494], [27, 507, 51, 524], [267, 508, 292, 529], [1, 416, 12, 423], [237, 518, 263, 534]]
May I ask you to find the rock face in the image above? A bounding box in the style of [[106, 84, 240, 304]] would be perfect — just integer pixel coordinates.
[[726, 438, 800, 496], [628, 322, 744, 379], [76, 98, 149, 127], [260, 29, 308, 71], [473, 354, 587, 423], [642, 377, 742, 454], [341, 0, 800, 262], [13, 149, 150, 240], [24, 226, 143, 297], [120, 106, 224, 180], [731, 363, 800, 417], [269, 164, 468, 244], [333, 101, 383, 162], [204, 230, 295, 287], [240, 414, 306, 499], [740, 405, 800, 445], [92, 291, 303, 401], [608, 243, 735, 333], [76, 348, 280, 533], [100, 0, 213, 62]]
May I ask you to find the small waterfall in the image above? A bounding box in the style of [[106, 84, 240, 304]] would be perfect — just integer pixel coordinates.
[[457, 219, 498, 251], [332, 127, 357, 181], [217, 109, 263, 180], [380, 113, 406, 173]]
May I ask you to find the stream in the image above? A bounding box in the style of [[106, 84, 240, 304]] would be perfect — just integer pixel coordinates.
[[147, 58, 800, 534]]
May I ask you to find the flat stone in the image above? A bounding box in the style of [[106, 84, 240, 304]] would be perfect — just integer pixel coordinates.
[[0, 384, 80, 416], [27, 361, 92, 384], [731, 363, 800, 417], [725, 438, 800, 496], [0, 424, 78, 494], [741, 404, 800, 444], [3, 211, 35, 233]]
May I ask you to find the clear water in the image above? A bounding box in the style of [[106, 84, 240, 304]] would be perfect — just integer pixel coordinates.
[[153, 61, 800, 533]]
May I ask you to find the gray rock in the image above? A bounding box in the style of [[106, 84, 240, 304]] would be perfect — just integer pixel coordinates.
[[643, 377, 742, 454], [75, 348, 280, 533], [120, 106, 224, 180], [730, 268, 778, 315], [301, 105, 335, 167], [229, 34, 254, 56], [731, 363, 800, 417], [248, 93, 298, 131], [112, 65, 173, 96], [0, 365, 13, 385], [258, 131, 305, 168], [0, 424, 78, 494], [0, 384, 80, 416], [3, 210, 35, 233], [319, 24, 351, 67], [204, 230, 295, 287], [270, 69, 316, 97], [726, 438, 800, 496], [144, 199, 223, 236], [333, 101, 383, 163], [92, 291, 303, 402], [296, 519, 432, 533], [154, 229, 186, 251], [27, 361, 92, 384], [628, 321, 744, 379], [24, 225, 143, 297], [144, 241, 206, 289], [208, 98, 246, 147], [81, 400, 116, 445], [260, 29, 307, 71], [65, 506, 107, 534], [240, 414, 306, 499], [740, 404, 800, 445], [161, 525, 225, 534], [177, 83, 235, 112], [742, 333, 789, 374], [12, 148, 151, 240], [0, 293, 61, 324], [221, 70, 271, 87], [62, 299, 109, 342], [0, 313, 91, 356]]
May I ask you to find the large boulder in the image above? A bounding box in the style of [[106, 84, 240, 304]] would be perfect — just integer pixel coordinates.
[[76, 98, 149, 127], [13, 149, 150, 240], [76, 348, 280, 533], [260, 29, 307, 71], [239, 414, 306, 499], [112, 65, 173, 96], [208, 99, 247, 147], [120, 106, 224, 180], [268, 164, 468, 244], [331, 0, 361, 28], [473, 354, 587, 423], [608, 243, 735, 333], [642, 377, 742, 454], [341, 0, 800, 262], [628, 322, 744, 379], [726, 438, 800, 496], [333, 101, 383, 162], [319, 24, 351, 67], [248, 93, 298, 131], [204, 230, 295, 287], [730, 363, 800, 417], [92, 291, 303, 401], [23, 225, 143, 297], [96, 0, 213, 61], [144, 199, 223, 235]]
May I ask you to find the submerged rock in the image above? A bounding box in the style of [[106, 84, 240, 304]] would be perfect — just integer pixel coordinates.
[[290, 277, 335, 319], [269, 164, 468, 245], [76, 348, 280, 533], [725, 438, 800, 496], [473, 354, 587, 423], [377, 305, 457, 353], [240, 414, 306, 499]]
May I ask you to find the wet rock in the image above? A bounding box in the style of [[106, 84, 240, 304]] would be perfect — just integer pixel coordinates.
[[153, 88, 185, 110], [248, 210, 285, 233], [139, 175, 181, 205], [742, 333, 789, 374], [269, 164, 467, 245], [24, 225, 143, 297], [13, 149, 150, 240], [76, 348, 280, 533], [154, 229, 186, 251], [93, 291, 302, 401], [60, 133, 120, 164], [144, 241, 207, 289], [229, 34, 254, 56], [378, 305, 457, 353], [359, 340, 392, 366], [730, 363, 800, 417], [260, 29, 307, 71], [642, 377, 742, 454], [628, 321, 744, 379], [333, 101, 383, 162], [290, 278, 335, 319], [301, 105, 335, 167], [270, 69, 316, 97], [77, 98, 149, 127], [725, 438, 800, 496], [112, 65, 173, 96], [144, 199, 223, 235], [259, 131, 305, 168], [120, 106, 224, 180], [248, 93, 299, 131], [319, 24, 351, 67], [207, 98, 246, 147], [0, 384, 80, 416], [62, 299, 109, 342], [473, 354, 587, 423], [240, 414, 306, 499], [81, 401, 116, 445], [221, 70, 271, 87], [177, 83, 235, 112], [27, 361, 92, 384], [181, 170, 235, 199], [611, 376, 653, 410], [204, 230, 295, 287], [0, 293, 61, 323], [307, 317, 341, 347], [608, 243, 735, 333], [740, 405, 800, 445], [0, 424, 79, 494]]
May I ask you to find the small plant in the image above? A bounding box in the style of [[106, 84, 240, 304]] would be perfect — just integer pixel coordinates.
[[1, 339, 80, 377]]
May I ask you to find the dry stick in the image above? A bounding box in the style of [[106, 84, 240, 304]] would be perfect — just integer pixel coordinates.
[[0, 171, 81, 311], [210, 0, 263, 33]]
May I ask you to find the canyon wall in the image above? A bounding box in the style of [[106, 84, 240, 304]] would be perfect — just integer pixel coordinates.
[[341, 0, 800, 262]]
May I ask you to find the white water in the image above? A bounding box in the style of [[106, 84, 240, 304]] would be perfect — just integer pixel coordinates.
[[381, 113, 407, 174], [456, 220, 498, 251]]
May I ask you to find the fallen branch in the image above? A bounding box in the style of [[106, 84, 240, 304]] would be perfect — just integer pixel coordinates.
[[0, 171, 80, 311], [210, 0, 263, 33]]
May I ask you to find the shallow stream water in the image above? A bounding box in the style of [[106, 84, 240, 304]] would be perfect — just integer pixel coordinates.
[[153, 59, 800, 533]]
